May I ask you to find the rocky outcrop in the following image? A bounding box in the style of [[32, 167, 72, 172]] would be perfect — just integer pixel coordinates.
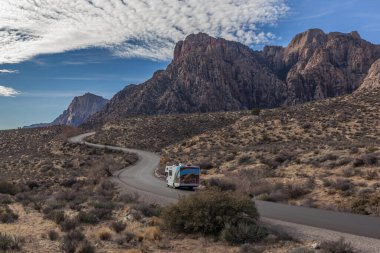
[[85, 29, 380, 127], [86, 33, 287, 126], [360, 59, 380, 90], [53, 93, 108, 127], [262, 29, 380, 104]]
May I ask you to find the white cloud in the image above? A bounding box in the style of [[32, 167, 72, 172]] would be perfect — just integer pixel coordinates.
[[0, 0, 289, 64], [0, 69, 19, 74], [0, 85, 20, 97]]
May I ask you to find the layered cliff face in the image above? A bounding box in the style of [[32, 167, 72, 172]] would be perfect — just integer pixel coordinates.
[[262, 29, 380, 104], [360, 59, 380, 90], [53, 93, 108, 127], [86, 33, 287, 126], [85, 29, 380, 127]]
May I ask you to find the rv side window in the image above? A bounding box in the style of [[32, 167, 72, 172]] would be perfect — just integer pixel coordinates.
[[169, 171, 172, 176]]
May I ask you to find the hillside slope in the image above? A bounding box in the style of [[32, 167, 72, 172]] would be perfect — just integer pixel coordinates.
[[162, 85, 380, 215]]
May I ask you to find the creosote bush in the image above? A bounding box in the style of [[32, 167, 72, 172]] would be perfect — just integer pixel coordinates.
[[0, 181, 19, 195], [0, 205, 19, 223], [0, 233, 23, 251], [161, 190, 262, 244], [320, 238, 356, 253]]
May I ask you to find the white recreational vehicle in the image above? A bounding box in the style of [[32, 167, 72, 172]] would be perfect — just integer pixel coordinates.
[[165, 163, 200, 189]]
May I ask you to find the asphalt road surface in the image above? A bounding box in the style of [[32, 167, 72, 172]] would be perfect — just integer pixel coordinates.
[[69, 133, 380, 242]]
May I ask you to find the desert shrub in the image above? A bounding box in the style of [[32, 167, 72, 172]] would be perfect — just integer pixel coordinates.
[[48, 230, 59, 241], [198, 161, 214, 170], [220, 220, 267, 245], [350, 195, 380, 215], [117, 193, 140, 204], [353, 158, 365, 167], [115, 232, 136, 245], [76, 240, 95, 253], [0, 205, 19, 223], [61, 230, 85, 253], [320, 238, 356, 253], [361, 153, 378, 166], [60, 178, 77, 188], [97, 228, 112, 241], [78, 211, 99, 224], [364, 170, 379, 180], [133, 203, 161, 217], [161, 190, 259, 239], [26, 181, 40, 190], [238, 155, 252, 165], [56, 190, 77, 202], [290, 248, 315, 253], [342, 168, 356, 177], [251, 108, 261, 116], [60, 217, 79, 232], [111, 221, 126, 233], [285, 184, 310, 199], [91, 201, 115, 220], [0, 181, 18, 195], [205, 178, 236, 191], [326, 179, 354, 192], [0, 194, 12, 205], [239, 244, 265, 253], [0, 233, 23, 251], [44, 210, 65, 224]]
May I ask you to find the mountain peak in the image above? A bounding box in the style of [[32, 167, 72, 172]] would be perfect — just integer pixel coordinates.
[[53, 93, 109, 127], [174, 33, 218, 60], [288, 28, 326, 49]]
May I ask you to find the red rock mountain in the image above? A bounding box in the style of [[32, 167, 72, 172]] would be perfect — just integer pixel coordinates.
[[85, 29, 380, 127], [262, 29, 380, 104]]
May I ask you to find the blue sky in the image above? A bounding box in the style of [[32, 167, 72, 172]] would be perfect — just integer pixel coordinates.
[[0, 0, 379, 129]]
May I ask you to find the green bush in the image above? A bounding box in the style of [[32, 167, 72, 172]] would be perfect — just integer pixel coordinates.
[[161, 190, 259, 239], [0, 233, 23, 251], [220, 220, 267, 245]]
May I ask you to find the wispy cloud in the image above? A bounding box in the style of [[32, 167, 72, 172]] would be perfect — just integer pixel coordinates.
[[0, 69, 19, 74], [0, 85, 20, 97], [0, 0, 289, 64], [61, 60, 101, 65]]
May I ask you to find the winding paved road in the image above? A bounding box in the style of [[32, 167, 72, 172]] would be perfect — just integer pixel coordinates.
[[69, 133, 380, 250]]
